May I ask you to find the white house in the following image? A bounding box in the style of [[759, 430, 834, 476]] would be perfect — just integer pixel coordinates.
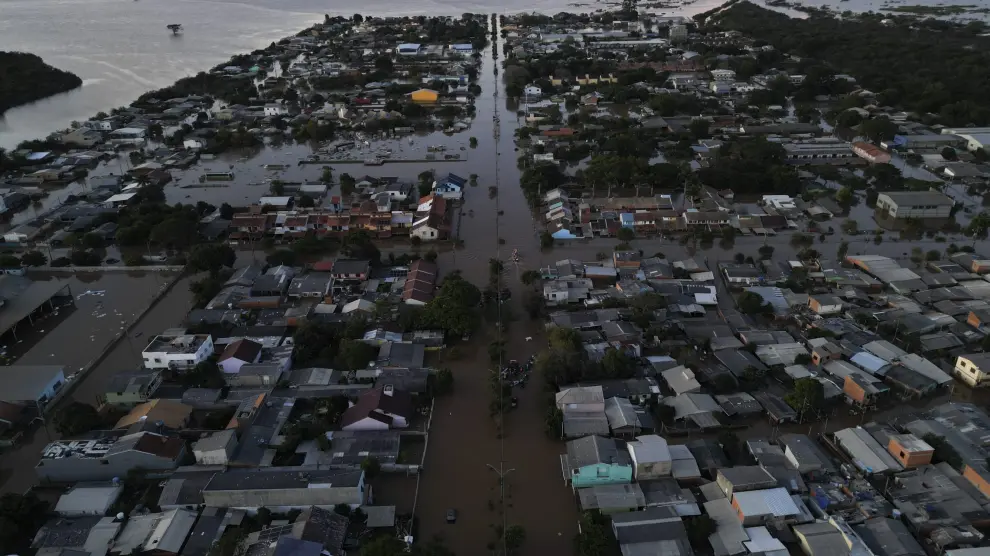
[[183, 138, 205, 150], [263, 104, 287, 117], [524, 85, 543, 98], [411, 214, 445, 241], [340, 386, 413, 431], [809, 294, 843, 316], [555, 385, 606, 413], [192, 430, 238, 465], [217, 339, 263, 374], [954, 353, 990, 388], [543, 279, 593, 306], [626, 435, 672, 480], [142, 334, 214, 370]]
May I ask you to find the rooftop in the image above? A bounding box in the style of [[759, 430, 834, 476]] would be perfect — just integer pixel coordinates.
[[204, 468, 363, 491], [0, 364, 65, 405]]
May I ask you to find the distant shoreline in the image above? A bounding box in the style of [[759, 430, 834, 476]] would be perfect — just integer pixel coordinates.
[[0, 51, 83, 116]]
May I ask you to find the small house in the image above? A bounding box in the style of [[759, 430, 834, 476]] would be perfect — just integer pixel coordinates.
[[560, 435, 633, 489]]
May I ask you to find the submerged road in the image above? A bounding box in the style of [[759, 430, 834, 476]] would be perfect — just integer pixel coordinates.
[[415, 15, 578, 555]]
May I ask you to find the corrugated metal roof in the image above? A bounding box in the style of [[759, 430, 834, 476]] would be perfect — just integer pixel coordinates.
[[732, 488, 800, 518], [834, 427, 902, 474]]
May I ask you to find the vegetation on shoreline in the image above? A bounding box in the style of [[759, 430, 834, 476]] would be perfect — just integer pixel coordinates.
[[883, 4, 987, 16], [711, 1, 990, 125], [0, 51, 82, 114]]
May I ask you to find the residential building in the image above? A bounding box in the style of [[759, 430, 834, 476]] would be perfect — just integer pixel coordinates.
[[112, 508, 198, 555], [661, 366, 702, 396], [612, 507, 693, 556], [543, 278, 593, 306], [730, 488, 802, 525], [809, 294, 843, 315], [843, 374, 886, 406], [330, 259, 371, 282], [103, 369, 163, 407], [114, 399, 192, 431], [854, 517, 925, 556], [35, 431, 186, 482], [793, 522, 847, 556], [402, 259, 438, 305], [875, 191, 954, 220], [578, 483, 646, 514], [953, 354, 990, 388], [560, 435, 633, 488], [834, 426, 902, 474], [142, 333, 214, 370], [203, 469, 366, 509], [779, 433, 835, 475], [0, 364, 67, 415], [716, 466, 777, 498], [409, 89, 439, 103], [887, 434, 933, 469], [626, 434, 672, 480], [32, 515, 122, 556], [217, 339, 263, 374], [852, 142, 892, 164], [340, 386, 413, 431], [54, 484, 123, 516], [192, 429, 238, 465], [783, 141, 859, 166]]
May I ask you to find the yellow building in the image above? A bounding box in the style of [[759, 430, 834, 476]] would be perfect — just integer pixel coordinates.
[[410, 89, 439, 103]]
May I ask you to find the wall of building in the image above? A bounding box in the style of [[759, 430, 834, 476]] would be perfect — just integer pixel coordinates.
[[572, 464, 633, 488], [202, 484, 364, 508], [36, 451, 178, 483]]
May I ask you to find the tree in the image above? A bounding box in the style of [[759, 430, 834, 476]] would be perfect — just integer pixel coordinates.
[[360, 536, 407, 556], [190, 274, 227, 307], [187, 244, 236, 276], [910, 247, 924, 265], [738, 291, 770, 315], [360, 456, 381, 480], [859, 117, 898, 143], [941, 147, 958, 161], [685, 515, 717, 548], [53, 402, 102, 436], [521, 270, 541, 285], [837, 241, 849, 261], [267, 249, 297, 267], [545, 406, 563, 438], [966, 212, 990, 246], [433, 368, 454, 396], [418, 274, 482, 336], [504, 525, 526, 555], [842, 219, 859, 235], [689, 118, 710, 139], [336, 339, 376, 371], [340, 173, 356, 195], [548, 327, 583, 352], [616, 227, 635, 242], [926, 249, 941, 261], [835, 186, 854, 206], [0, 492, 50, 554], [758, 245, 774, 260], [717, 431, 742, 462], [297, 195, 316, 208], [785, 378, 825, 416], [575, 511, 611, 556], [20, 250, 46, 267], [219, 202, 235, 219], [601, 348, 635, 378], [923, 433, 962, 468]]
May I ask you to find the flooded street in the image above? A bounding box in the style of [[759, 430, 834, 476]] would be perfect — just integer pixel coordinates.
[[416, 17, 578, 555]]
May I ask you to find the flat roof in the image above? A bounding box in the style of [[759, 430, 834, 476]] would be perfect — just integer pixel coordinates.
[[0, 365, 65, 404], [0, 276, 70, 336]]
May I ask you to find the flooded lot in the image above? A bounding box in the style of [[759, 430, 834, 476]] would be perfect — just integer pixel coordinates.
[[0, 272, 193, 494]]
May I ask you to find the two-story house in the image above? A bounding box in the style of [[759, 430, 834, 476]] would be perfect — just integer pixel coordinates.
[[954, 354, 990, 388]]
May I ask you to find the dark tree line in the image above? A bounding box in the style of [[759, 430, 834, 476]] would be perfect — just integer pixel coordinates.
[[714, 2, 990, 125], [0, 52, 82, 114]]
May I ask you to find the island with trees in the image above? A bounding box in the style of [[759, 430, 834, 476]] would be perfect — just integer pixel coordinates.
[[0, 51, 82, 114]]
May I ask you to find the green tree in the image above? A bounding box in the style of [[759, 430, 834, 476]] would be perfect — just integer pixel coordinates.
[[187, 244, 236, 276], [616, 227, 635, 242], [738, 291, 770, 315], [418, 274, 482, 336], [335, 339, 376, 371], [548, 327, 583, 351], [53, 401, 102, 436], [966, 212, 990, 246], [785, 378, 825, 416], [841, 219, 859, 235], [601, 348, 635, 378], [433, 368, 454, 395], [685, 514, 717, 548], [859, 116, 898, 143], [758, 245, 774, 259], [835, 186, 854, 206], [320, 166, 333, 183], [20, 250, 46, 267], [0, 492, 51, 554], [575, 511, 611, 556], [521, 270, 541, 285], [340, 173, 356, 195], [360, 456, 381, 480], [837, 241, 849, 261]]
